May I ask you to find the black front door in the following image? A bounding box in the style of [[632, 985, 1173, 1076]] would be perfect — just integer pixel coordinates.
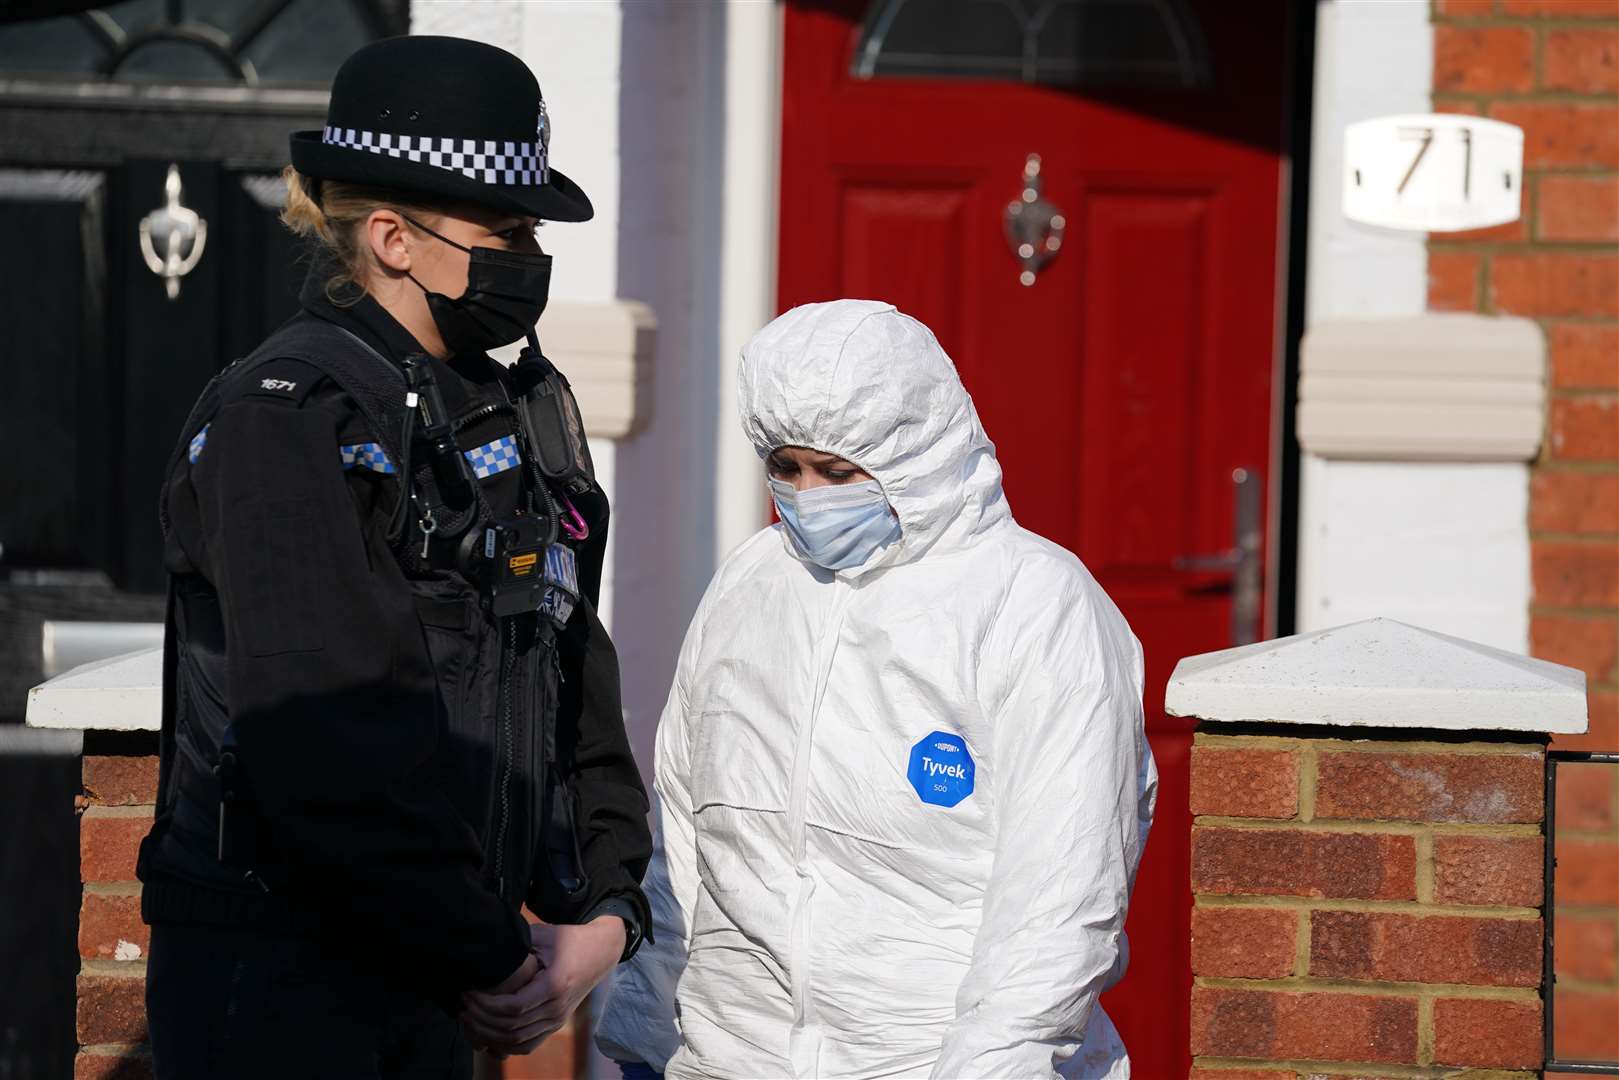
[[0, 3, 406, 1073], [0, 0, 408, 714], [3, 160, 307, 593]]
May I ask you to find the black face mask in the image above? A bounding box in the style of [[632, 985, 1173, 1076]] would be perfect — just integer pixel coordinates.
[[403, 215, 551, 356]]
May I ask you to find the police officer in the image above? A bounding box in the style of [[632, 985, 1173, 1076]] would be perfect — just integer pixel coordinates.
[[137, 37, 650, 1079]]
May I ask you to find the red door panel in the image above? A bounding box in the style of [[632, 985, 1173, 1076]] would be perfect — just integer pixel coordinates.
[[839, 183, 975, 344], [781, 4, 1288, 1076]]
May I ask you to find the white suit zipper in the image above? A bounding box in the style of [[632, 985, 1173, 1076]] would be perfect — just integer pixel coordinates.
[[785, 575, 854, 1077]]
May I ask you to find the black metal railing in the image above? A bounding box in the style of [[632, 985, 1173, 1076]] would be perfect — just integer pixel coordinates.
[[1543, 750, 1619, 1075]]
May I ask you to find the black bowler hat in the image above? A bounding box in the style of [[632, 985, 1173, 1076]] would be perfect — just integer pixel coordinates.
[[290, 36, 592, 223]]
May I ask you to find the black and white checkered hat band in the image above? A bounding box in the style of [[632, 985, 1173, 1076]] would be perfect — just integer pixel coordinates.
[[321, 126, 550, 186]]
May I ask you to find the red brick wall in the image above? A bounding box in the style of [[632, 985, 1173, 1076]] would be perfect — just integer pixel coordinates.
[[70, 751, 584, 1078], [75, 753, 157, 1080], [1428, 0, 1619, 1069], [1189, 732, 1547, 1077]]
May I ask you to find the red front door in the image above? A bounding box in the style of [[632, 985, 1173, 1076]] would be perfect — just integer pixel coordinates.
[[779, 4, 1289, 1074]]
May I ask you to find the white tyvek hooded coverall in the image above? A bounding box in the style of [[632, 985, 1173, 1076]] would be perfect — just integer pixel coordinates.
[[596, 300, 1158, 1079]]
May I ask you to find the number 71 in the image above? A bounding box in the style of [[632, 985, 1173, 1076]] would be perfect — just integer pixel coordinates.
[[1397, 125, 1474, 200]]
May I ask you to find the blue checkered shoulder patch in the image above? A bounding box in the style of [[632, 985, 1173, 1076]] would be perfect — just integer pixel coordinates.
[[340, 442, 396, 474], [188, 423, 210, 464], [463, 435, 521, 479]]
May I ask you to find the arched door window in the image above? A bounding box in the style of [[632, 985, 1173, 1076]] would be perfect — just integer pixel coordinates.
[[0, 0, 407, 85], [852, 0, 1211, 88]]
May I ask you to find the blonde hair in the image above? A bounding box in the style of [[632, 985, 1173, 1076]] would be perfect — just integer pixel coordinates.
[[280, 166, 447, 302]]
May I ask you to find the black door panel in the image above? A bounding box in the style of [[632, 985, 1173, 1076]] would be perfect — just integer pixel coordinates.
[[0, 168, 111, 572]]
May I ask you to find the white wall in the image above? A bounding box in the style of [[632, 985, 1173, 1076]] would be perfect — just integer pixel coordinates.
[[607, 3, 727, 786], [409, 2, 777, 772], [400, 23, 787, 1073], [711, 3, 782, 558], [409, 5, 781, 1076], [1299, 0, 1531, 653], [1304, 0, 1431, 327], [598, 1, 777, 787], [1300, 461, 1530, 644]]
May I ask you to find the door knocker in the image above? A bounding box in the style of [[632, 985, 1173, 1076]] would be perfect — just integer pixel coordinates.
[[1003, 153, 1065, 287], [139, 164, 208, 301]]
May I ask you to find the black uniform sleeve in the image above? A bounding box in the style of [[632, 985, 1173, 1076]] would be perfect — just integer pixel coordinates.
[[530, 597, 652, 932], [192, 391, 530, 993]]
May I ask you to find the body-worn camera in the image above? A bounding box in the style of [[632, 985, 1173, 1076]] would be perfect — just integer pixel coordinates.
[[456, 514, 580, 623], [512, 347, 594, 497]]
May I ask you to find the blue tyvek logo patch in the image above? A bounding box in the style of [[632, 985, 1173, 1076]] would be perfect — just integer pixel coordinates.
[[908, 731, 975, 807]]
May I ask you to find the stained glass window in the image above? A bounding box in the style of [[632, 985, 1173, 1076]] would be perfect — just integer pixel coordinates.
[[853, 0, 1211, 88], [0, 0, 407, 85]]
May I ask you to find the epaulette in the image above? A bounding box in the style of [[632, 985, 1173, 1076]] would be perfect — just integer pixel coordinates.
[[225, 357, 328, 408]]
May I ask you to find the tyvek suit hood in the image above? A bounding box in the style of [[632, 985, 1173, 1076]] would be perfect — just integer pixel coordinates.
[[739, 299, 1010, 574], [600, 300, 1157, 1080]]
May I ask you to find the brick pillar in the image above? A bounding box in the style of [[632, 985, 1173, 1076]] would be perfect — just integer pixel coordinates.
[[1188, 731, 1546, 1077], [45, 662, 588, 1078], [68, 744, 587, 1080], [75, 737, 159, 1080], [69, 749, 588, 1080], [1168, 616, 1589, 1079]]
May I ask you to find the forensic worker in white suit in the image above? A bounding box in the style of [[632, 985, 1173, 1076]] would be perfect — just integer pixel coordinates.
[[596, 299, 1158, 1080]]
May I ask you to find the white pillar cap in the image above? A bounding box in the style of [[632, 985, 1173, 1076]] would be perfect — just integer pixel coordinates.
[[25, 647, 161, 732], [1166, 617, 1586, 734]]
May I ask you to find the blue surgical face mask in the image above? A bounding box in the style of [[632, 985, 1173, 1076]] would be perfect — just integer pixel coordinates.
[[769, 477, 901, 571]]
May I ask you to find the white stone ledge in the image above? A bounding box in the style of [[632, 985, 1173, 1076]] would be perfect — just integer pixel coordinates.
[[25, 647, 161, 733], [1298, 314, 1545, 462], [1166, 617, 1586, 735]]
